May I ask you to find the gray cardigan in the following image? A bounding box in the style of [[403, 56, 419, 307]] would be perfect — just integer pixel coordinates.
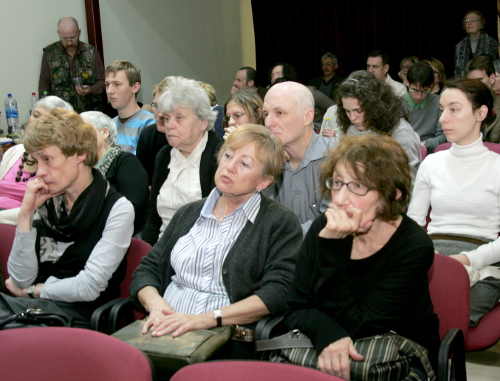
[[131, 194, 303, 318]]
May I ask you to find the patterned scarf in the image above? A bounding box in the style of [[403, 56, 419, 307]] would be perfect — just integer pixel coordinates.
[[95, 146, 123, 176]]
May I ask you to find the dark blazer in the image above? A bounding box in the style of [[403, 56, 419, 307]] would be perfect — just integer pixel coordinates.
[[141, 130, 222, 246], [307, 75, 344, 100]]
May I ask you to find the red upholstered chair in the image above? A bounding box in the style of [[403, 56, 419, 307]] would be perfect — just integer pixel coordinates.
[[467, 304, 500, 351], [90, 237, 151, 332], [0, 327, 153, 381], [420, 144, 427, 161], [0, 223, 16, 283], [434, 141, 500, 154], [170, 360, 344, 381]]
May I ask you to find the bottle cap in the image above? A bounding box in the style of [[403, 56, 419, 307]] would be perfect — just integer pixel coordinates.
[[32, 92, 36, 96], [7, 93, 12, 97]]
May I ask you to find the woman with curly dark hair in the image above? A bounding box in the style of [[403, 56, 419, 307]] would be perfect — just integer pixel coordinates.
[[335, 70, 421, 182]]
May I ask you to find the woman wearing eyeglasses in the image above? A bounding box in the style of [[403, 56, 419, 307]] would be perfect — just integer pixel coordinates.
[[454, 9, 499, 77], [335, 70, 421, 183], [141, 77, 222, 246], [284, 134, 440, 379], [422, 58, 447, 95], [222, 90, 264, 140]]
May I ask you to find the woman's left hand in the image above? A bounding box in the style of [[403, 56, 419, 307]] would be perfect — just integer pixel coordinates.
[[149, 309, 213, 337]]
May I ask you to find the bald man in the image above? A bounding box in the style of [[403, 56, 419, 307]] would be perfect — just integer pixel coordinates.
[[263, 81, 336, 235], [38, 17, 105, 113]]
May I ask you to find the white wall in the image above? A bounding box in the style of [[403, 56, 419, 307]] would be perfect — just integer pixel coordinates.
[[0, 0, 255, 128], [99, 0, 253, 107], [0, 0, 87, 126]]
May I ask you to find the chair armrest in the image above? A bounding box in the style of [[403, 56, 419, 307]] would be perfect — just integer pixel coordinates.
[[255, 314, 285, 341], [437, 328, 466, 381], [90, 298, 121, 332], [108, 297, 136, 333]]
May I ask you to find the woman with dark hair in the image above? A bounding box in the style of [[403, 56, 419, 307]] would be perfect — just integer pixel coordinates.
[[408, 78, 500, 326], [335, 70, 421, 182], [285, 134, 439, 379], [5, 108, 134, 327], [454, 9, 499, 77]]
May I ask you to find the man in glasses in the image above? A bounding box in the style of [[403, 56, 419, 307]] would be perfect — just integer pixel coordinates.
[[465, 55, 500, 143], [402, 62, 446, 153], [38, 17, 105, 113], [308, 52, 344, 100]]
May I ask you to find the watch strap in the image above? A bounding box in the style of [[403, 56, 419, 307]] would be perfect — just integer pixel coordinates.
[[213, 309, 222, 327]]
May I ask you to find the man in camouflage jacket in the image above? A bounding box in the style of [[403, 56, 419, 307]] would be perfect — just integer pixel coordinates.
[[38, 17, 105, 113]]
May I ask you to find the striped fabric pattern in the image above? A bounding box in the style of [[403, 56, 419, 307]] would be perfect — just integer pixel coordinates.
[[163, 189, 261, 314]]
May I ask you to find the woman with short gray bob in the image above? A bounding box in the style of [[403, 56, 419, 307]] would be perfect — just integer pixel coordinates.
[[141, 76, 223, 246], [81, 111, 148, 235]]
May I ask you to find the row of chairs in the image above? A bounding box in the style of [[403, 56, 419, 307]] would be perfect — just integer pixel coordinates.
[[421, 141, 500, 160]]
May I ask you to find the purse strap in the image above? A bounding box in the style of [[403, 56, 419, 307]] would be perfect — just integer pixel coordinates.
[[255, 332, 314, 352]]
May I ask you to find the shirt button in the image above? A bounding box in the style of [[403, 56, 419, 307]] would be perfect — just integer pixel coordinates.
[[222, 269, 228, 275]]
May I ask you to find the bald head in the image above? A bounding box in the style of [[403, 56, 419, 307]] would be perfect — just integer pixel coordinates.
[[263, 81, 314, 151], [57, 17, 79, 34]]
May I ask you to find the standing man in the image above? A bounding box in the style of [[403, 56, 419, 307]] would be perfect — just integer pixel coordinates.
[[263, 81, 335, 235], [308, 52, 344, 100], [465, 54, 500, 143], [367, 50, 407, 97], [231, 66, 267, 99], [38, 17, 105, 113], [105, 60, 155, 154]]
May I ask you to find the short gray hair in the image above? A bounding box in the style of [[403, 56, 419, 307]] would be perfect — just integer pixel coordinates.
[[80, 111, 118, 146], [33, 96, 73, 113], [158, 76, 216, 131], [321, 52, 338, 63]]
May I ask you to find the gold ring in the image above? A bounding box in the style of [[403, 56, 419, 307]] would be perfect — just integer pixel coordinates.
[[35, 178, 40, 184]]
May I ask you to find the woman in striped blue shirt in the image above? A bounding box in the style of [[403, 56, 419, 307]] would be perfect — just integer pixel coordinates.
[[131, 124, 303, 359]]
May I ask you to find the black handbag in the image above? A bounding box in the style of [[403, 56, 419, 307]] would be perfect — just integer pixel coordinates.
[[0, 292, 74, 329], [256, 330, 436, 381]]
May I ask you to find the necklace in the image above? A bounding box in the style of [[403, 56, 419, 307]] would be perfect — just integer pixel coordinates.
[[16, 152, 37, 182], [218, 198, 228, 222]]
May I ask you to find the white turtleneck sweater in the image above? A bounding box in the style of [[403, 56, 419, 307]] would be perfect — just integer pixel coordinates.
[[408, 135, 500, 269]]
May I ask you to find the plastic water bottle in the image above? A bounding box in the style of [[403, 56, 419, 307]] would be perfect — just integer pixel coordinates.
[[30, 92, 39, 115], [4, 94, 19, 134]]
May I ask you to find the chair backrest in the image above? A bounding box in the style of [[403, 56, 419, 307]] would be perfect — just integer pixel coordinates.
[[420, 145, 427, 161], [120, 238, 151, 298], [170, 360, 344, 381], [0, 223, 17, 281], [434, 141, 500, 154], [428, 254, 470, 344], [0, 327, 153, 381]]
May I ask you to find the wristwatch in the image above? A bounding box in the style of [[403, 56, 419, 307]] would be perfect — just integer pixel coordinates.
[[27, 284, 36, 298], [213, 309, 222, 327]]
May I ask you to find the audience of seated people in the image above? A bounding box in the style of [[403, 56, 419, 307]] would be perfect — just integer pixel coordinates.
[[0, 96, 73, 225], [105, 60, 155, 154], [4, 23, 500, 378], [402, 61, 446, 153]]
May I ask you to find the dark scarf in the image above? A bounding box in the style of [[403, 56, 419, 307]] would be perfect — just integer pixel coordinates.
[[35, 168, 109, 247]]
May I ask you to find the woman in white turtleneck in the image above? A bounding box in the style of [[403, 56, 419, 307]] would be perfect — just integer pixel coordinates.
[[408, 78, 500, 327]]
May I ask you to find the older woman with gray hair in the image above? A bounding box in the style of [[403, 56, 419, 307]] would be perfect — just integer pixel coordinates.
[[141, 77, 223, 246], [0, 96, 73, 225], [80, 111, 149, 235]]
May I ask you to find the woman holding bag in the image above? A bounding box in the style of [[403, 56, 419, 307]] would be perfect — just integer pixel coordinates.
[[284, 134, 440, 379]]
